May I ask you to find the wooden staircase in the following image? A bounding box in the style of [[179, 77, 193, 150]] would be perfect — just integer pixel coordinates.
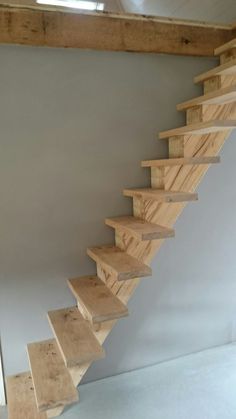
[[6, 37, 236, 418]]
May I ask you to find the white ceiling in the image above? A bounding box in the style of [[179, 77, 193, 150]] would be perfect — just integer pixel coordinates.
[[116, 0, 236, 24]]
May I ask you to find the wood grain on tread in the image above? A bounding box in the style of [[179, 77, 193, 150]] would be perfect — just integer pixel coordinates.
[[27, 339, 78, 412], [6, 372, 46, 419], [159, 120, 236, 138], [106, 215, 175, 241], [142, 156, 220, 167], [48, 307, 105, 366], [177, 85, 236, 110], [124, 188, 198, 203], [68, 276, 128, 323], [87, 245, 152, 281]]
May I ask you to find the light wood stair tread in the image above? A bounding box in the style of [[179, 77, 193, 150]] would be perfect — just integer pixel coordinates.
[[215, 38, 236, 55], [194, 58, 236, 83], [68, 276, 128, 323], [105, 215, 175, 240], [177, 85, 236, 110], [48, 307, 105, 366], [159, 120, 236, 139], [6, 372, 46, 419], [142, 156, 220, 167], [87, 245, 152, 281], [124, 188, 198, 203], [27, 338, 79, 412]]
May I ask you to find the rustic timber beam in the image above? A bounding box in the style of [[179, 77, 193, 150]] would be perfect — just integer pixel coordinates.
[[0, 3, 234, 56]]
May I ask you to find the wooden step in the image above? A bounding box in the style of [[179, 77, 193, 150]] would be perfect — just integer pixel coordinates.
[[47, 307, 105, 366], [87, 245, 152, 281], [194, 58, 236, 84], [68, 276, 128, 323], [142, 156, 220, 168], [124, 188, 198, 203], [6, 372, 46, 419], [177, 85, 236, 110], [215, 38, 236, 55], [105, 215, 175, 241], [159, 120, 236, 139], [27, 339, 79, 412]]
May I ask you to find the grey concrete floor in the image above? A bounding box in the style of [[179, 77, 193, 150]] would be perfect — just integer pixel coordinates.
[[1, 343, 236, 419]]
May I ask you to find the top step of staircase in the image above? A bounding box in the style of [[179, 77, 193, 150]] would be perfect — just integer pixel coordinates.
[[6, 372, 46, 419], [27, 339, 79, 412], [194, 59, 236, 84], [159, 120, 236, 139], [87, 245, 152, 281], [215, 38, 236, 55], [177, 85, 236, 111]]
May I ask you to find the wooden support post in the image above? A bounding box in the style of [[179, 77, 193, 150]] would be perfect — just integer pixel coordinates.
[[151, 167, 166, 189], [203, 75, 223, 94], [168, 136, 185, 158], [186, 105, 203, 124], [220, 48, 236, 64]]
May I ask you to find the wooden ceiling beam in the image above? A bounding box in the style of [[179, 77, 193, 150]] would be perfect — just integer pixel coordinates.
[[0, 4, 234, 55]]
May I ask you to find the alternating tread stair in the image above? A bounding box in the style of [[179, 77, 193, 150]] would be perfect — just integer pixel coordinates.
[[47, 307, 105, 366], [141, 156, 220, 167], [194, 58, 236, 83], [68, 276, 128, 323], [7, 36, 236, 418], [159, 120, 236, 139], [105, 215, 174, 241], [123, 188, 198, 202], [177, 85, 236, 110], [87, 245, 152, 281]]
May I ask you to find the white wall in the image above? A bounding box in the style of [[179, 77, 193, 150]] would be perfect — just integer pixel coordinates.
[[0, 45, 236, 384]]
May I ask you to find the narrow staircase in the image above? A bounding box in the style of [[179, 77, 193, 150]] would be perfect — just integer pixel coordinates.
[[6, 37, 236, 418]]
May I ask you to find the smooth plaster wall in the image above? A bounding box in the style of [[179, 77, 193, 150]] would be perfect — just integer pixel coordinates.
[[0, 45, 236, 383]]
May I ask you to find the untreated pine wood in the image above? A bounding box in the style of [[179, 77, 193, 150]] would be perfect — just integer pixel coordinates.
[[106, 215, 175, 241], [0, 4, 234, 55], [68, 276, 128, 323], [177, 85, 236, 110], [194, 59, 236, 83], [87, 245, 152, 281], [55, 40, 236, 400], [47, 307, 105, 367], [27, 339, 78, 412], [6, 372, 46, 419], [159, 120, 236, 139], [142, 156, 220, 167], [124, 188, 198, 203], [215, 38, 236, 55]]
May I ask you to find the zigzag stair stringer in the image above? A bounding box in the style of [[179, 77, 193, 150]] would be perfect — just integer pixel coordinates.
[[69, 115, 236, 389]]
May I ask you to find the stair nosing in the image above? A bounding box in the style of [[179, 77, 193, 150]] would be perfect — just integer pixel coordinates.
[[141, 156, 220, 167], [159, 119, 236, 139], [177, 85, 236, 110]]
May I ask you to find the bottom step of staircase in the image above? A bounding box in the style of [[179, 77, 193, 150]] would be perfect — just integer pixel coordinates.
[[27, 339, 79, 412], [6, 372, 46, 419]]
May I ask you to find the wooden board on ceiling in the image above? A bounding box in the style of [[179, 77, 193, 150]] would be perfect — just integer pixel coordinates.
[[0, 3, 234, 55]]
